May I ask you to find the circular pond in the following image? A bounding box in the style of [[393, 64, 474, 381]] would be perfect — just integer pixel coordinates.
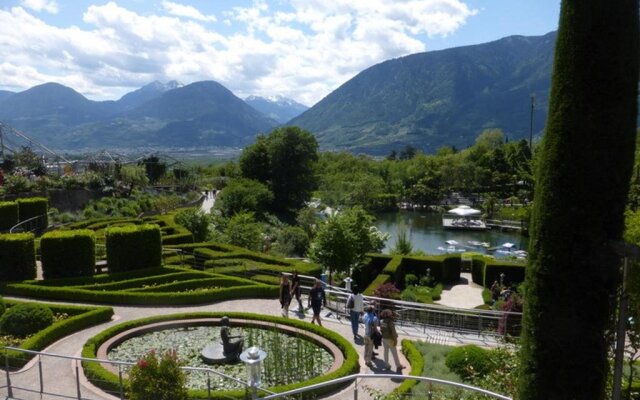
[[98, 318, 342, 391]]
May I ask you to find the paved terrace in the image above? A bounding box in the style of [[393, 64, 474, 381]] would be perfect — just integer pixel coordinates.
[[1, 273, 492, 400]]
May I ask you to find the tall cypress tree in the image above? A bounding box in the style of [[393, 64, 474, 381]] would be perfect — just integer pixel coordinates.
[[518, 1, 639, 399]]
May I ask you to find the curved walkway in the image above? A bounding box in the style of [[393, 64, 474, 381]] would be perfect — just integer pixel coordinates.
[[1, 298, 410, 400]]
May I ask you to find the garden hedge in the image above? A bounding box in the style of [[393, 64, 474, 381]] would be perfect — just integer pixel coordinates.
[[82, 312, 359, 400], [3, 300, 113, 369], [40, 229, 96, 279], [352, 254, 392, 290], [0, 267, 278, 305], [392, 339, 425, 397], [361, 254, 462, 295], [469, 257, 526, 287], [0, 201, 18, 231], [106, 224, 162, 272], [0, 232, 36, 281], [16, 197, 48, 229]]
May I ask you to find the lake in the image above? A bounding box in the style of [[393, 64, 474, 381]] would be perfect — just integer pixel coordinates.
[[375, 211, 529, 257]]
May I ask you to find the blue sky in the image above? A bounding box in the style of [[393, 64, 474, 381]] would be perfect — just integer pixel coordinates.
[[0, 1, 560, 105]]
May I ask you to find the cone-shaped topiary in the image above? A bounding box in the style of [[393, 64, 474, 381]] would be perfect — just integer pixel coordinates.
[[518, 1, 639, 399]]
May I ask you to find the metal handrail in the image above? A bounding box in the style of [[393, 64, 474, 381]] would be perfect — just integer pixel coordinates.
[[2, 346, 276, 398], [9, 212, 50, 233], [261, 373, 512, 399]]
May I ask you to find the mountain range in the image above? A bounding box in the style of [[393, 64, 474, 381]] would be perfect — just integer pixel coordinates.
[[291, 31, 556, 154], [0, 31, 559, 153], [245, 95, 308, 124]]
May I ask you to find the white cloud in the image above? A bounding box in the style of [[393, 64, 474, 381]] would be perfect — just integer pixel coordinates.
[[161, 1, 217, 23], [20, 0, 58, 14], [0, 1, 477, 105]]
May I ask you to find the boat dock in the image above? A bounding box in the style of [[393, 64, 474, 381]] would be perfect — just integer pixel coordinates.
[[442, 217, 488, 231], [485, 219, 528, 232]]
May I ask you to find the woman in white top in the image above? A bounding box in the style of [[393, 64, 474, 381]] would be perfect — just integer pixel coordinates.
[[346, 285, 365, 340]]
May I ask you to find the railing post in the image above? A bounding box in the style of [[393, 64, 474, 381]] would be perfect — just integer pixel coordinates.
[[118, 364, 124, 400], [353, 376, 358, 400], [4, 351, 13, 398], [38, 353, 44, 395], [75, 360, 82, 400]]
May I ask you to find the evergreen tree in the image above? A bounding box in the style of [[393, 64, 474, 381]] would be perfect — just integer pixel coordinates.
[[518, 1, 639, 399]]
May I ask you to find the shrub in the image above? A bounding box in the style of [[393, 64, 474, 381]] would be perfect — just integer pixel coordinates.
[[41, 230, 95, 279], [0, 303, 54, 337], [16, 197, 48, 229], [0, 232, 36, 281], [128, 350, 188, 400], [0, 201, 18, 230], [445, 344, 493, 381], [405, 273, 418, 286], [373, 282, 401, 300], [106, 224, 162, 272], [0, 296, 5, 317]]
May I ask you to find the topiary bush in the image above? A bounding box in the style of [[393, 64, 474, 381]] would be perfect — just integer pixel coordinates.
[[106, 224, 162, 272], [0, 303, 54, 337], [16, 197, 49, 230], [0, 201, 18, 231], [0, 232, 36, 281], [445, 344, 493, 381], [41, 229, 96, 279]]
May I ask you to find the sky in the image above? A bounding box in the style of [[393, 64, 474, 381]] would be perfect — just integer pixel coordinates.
[[0, 0, 560, 106]]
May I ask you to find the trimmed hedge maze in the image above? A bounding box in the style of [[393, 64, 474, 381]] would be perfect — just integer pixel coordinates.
[[0, 267, 277, 305], [164, 242, 323, 284]]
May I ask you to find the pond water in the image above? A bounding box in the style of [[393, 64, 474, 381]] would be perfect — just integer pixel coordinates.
[[108, 325, 333, 391], [375, 211, 529, 257]]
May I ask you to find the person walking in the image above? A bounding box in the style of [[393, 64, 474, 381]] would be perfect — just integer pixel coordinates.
[[291, 270, 304, 312], [380, 309, 405, 372], [279, 274, 292, 317], [308, 278, 326, 326], [363, 305, 379, 368], [346, 285, 364, 340]]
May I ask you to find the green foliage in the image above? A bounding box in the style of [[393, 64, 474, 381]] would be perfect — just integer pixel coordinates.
[[16, 197, 48, 228], [40, 229, 95, 279], [309, 206, 388, 275], [240, 126, 318, 212], [216, 178, 273, 218], [405, 273, 418, 286], [4, 175, 34, 194], [0, 201, 18, 230], [272, 225, 309, 257], [391, 220, 413, 255], [82, 312, 359, 400], [174, 208, 211, 242], [519, 2, 639, 399], [0, 267, 277, 306], [445, 344, 492, 381], [0, 232, 36, 281], [400, 284, 442, 303], [391, 340, 425, 398], [0, 296, 5, 317], [0, 303, 54, 337], [106, 224, 162, 272], [223, 211, 263, 251], [128, 350, 188, 400]]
